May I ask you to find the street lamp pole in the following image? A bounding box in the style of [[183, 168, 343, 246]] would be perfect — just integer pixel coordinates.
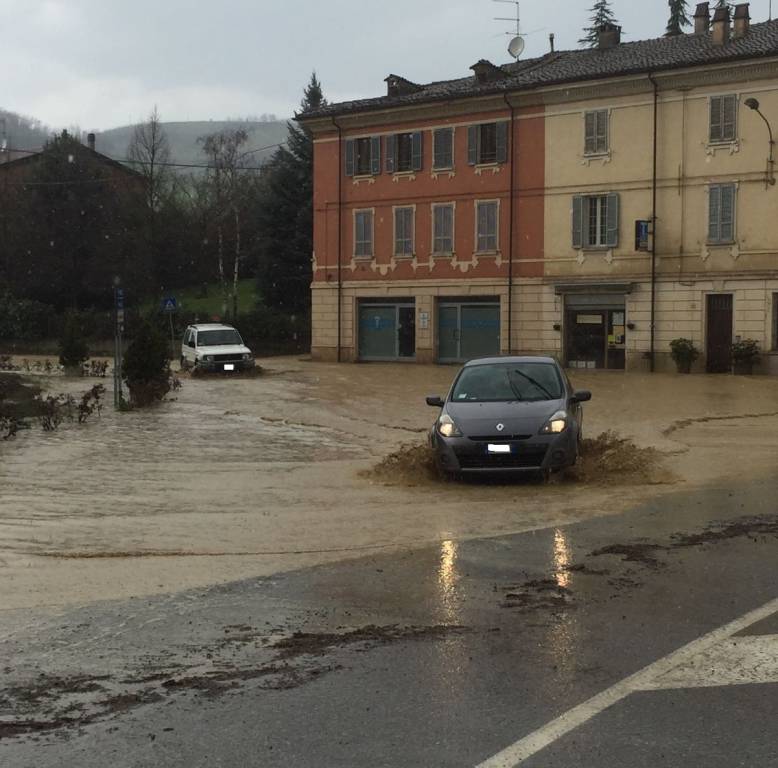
[[745, 98, 776, 188]]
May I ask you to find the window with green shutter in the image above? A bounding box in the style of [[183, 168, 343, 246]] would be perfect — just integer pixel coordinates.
[[467, 122, 509, 165], [708, 184, 736, 244], [385, 131, 423, 173], [432, 204, 455, 254], [476, 201, 499, 252], [584, 110, 609, 155], [710, 95, 738, 143], [572, 193, 619, 248], [354, 210, 374, 257], [433, 128, 454, 170], [394, 207, 414, 256]]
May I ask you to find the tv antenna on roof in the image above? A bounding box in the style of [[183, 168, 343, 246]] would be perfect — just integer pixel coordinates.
[[494, 0, 524, 59]]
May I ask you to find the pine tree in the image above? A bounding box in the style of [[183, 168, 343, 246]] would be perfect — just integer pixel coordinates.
[[666, 0, 691, 35], [256, 73, 326, 316], [579, 0, 619, 48]]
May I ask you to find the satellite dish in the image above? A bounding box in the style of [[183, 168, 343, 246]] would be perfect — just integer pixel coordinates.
[[508, 35, 525, 59]]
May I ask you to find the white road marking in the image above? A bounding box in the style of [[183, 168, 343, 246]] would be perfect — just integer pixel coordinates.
[[476, 598, 778, 768]]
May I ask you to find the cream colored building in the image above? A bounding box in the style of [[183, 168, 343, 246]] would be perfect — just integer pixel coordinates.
[[301, 2, 778, 373]]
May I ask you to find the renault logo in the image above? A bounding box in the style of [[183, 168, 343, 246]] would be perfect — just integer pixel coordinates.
[[496, 423, 505, 432]]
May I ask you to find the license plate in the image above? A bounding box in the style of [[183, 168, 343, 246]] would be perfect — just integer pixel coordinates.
[[224, 364, 235, 371], [488, 444, 512, 454]]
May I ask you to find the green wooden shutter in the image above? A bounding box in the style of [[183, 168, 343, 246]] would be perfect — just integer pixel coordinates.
[[720, 184, 735, 242], [597, 111, 608, 153], [710, 97, 722, 143], [345, 139, 355, 176], [468, 125, 478, 165], [584, 112, 597, 154], [606, 193, 620, 248], [412, 131, 423, 171], [708, 186, 721, 242], [722, 96, 737, 142], [385, 135, 396, 174], [572, 196, 584, 248], [496, 122, 509, 164], [370, 136, 381, 175]]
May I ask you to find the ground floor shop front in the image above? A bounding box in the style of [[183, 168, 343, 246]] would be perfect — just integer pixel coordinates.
[[311, 277, 778, 374]]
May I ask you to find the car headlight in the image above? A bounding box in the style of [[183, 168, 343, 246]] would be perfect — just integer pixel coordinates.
[[204, 355, 213, 362], [437, 414, 462, 438], [242, 353, 251, 361], [540, 410, 568, 434]]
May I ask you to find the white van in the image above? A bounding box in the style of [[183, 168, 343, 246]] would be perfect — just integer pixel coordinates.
[[181, 324, 255, 372]]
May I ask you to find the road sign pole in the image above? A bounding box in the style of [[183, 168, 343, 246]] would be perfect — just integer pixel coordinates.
[[114, 282, 125, 409]]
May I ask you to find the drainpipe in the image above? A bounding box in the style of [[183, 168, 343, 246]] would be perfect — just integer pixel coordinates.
[[503, 94, 516, 354], [648, 73, 659, 373], [332, 118, 343, 362]]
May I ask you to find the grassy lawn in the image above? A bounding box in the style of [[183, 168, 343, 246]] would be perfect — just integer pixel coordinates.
[[146, 279, 257, 317]]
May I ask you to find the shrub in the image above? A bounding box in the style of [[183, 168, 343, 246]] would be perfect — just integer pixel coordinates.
[[731, 338, 760, 374], [669, 338, 699, 374], [0, 291, 53, 342], [58, 314, 90, 371], [122, 319, 172, 407]]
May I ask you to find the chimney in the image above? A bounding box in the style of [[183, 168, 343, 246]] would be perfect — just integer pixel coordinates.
[[733, 4, 751, 39], [384, 75, 421, 97], [549, 33, 555, 53], [87, 132, 96, 151], [694, 3, 710, 35], [711, 3, 731, 45], [470, 59, 506, 84], [597, 22, 621, 50]]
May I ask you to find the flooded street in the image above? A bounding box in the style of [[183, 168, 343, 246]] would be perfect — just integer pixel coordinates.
[[2, 358, 778, 612], [3, 360, 778, 766]]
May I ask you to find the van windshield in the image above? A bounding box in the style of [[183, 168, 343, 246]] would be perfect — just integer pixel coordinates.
[[196, 329, 243, 346]]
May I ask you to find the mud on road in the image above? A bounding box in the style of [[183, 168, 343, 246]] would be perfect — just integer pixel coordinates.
[[1, 358, 778, 612]]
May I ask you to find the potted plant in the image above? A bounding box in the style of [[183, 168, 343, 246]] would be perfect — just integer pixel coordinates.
[[669, 338, 699, 374], [731, 338, 760, 375]]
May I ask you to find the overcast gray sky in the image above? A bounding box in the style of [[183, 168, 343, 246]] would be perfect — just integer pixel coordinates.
[[4, 0, 775, 130]]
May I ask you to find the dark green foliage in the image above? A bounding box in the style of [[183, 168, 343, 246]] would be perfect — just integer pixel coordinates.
[[579, 0, 619, 47], [256, 73, 325, 317], [0, 291, 52, 341], [666, 0, 691, 35], [58, 313, 89, 370], [669, 338, 699, 373], [122, 319, 171, 406]]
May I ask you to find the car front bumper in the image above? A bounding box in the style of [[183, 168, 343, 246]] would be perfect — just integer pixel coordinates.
[[430, 429, 577, 474], [197, 359, 255, 372]]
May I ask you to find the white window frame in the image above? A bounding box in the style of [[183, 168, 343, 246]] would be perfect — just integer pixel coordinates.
[[586, 195, 609, 248], [431, 202, 456, 255], [474, 199, 500, 254], [392, 205, 415, 257], [353, 208, 375, 259], [709, 94, 739, 145]]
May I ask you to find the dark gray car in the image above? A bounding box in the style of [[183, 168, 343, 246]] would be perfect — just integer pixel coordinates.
[[426, 356, 591, 478]]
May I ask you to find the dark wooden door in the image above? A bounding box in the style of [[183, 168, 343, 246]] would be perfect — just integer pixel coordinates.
[[706, 294, 733, 373]]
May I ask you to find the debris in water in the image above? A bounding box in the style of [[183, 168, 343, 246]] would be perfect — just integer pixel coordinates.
[[360, 443, 444, 486]]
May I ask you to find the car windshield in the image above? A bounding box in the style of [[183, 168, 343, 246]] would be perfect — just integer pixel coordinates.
[[196, 329, 242, 346], [451, 362, 564, 403]]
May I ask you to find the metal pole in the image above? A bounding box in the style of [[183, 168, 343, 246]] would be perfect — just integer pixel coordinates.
[[648, 74, 659, 374]]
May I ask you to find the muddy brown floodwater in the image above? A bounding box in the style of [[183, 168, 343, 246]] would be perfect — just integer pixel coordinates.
[[2, 357, 778, 614]]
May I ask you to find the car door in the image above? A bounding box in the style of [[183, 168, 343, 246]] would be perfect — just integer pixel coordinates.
[[183, 329, 196, 365]]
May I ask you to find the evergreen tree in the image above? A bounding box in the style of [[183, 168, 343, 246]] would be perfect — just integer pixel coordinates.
[[666, 0, 691, 35], [579, 0, 619, 47], [256, 73, 325, 316]]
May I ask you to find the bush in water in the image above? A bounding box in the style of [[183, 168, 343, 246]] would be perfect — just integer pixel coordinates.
[[122, 319, 171, 407], [58, 313, 90, 372]]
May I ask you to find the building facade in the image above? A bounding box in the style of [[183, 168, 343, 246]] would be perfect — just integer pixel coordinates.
[[301, 2, 778, 374]]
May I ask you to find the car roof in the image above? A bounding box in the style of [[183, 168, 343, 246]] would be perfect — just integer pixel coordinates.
[[188, 324, 237, 331], [463, 355, 559, 368]]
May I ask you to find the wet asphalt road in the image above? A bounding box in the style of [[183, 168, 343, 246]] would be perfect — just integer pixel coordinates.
[[2, 475, 778, 767]]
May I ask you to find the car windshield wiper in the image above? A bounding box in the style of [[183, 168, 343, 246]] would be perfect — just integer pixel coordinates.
[[510, 369, 555, 400], [504, 371, 524, 402]]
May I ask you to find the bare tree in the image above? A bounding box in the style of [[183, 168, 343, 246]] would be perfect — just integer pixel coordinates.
[[199, 128, 250, 319], [128, 107, 172, 288]]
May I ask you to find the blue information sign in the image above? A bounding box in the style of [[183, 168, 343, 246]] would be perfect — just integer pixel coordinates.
[[161, 297, 177, 313]]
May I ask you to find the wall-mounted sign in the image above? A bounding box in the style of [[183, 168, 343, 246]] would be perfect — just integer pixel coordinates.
[[635, 220, 650, 251], [577, 314, 603, 325], [418, 311, 430, 330]]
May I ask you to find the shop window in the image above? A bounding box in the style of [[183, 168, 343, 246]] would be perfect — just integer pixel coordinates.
[[572, 193, 619, 249]]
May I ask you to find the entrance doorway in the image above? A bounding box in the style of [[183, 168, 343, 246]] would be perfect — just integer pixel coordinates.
[[706, 294, 733, 373], [358, 302, 416, 361], [565, 302, 627, 371], [438, 301, 500, 362]]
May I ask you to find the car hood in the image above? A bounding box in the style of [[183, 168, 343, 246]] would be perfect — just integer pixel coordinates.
[[194, 344, 252, 356], [446, 399, 565, 438]]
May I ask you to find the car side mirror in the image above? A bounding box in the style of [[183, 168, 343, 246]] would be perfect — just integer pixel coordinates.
[[572, 390, 592, 403], [188, 341, 196, 349], [426, 396, 445, 408]]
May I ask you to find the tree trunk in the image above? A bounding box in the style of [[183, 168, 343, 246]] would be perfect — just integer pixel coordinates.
[[217, 223, 227, 320], [232, 206, 241, 319]]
